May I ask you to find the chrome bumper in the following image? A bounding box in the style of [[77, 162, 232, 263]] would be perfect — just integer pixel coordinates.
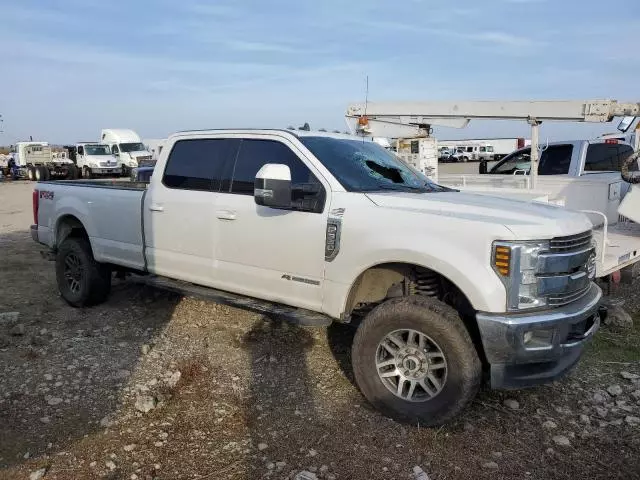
[[477, 283, 601, 388]]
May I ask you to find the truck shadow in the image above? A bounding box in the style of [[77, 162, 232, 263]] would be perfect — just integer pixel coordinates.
[[0, 230, 179, 471]]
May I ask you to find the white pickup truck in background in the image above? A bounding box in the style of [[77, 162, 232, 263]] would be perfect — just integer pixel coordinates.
[[439, 139, 640, 278], [31, 129, 602, 425]]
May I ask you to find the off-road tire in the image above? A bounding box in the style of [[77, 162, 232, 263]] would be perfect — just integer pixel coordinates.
[[352, 296, 481, 426], [56, 236, 111, 307]]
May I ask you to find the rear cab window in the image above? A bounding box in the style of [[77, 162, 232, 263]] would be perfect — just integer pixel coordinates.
[[583, 143, 637, 173], [490, 144, 573, 175], [162, 138, 239, 191]]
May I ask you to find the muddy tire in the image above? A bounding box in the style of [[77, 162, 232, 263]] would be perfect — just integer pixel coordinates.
[[352, 296, 481, 426], [56, 236, 111, 307]]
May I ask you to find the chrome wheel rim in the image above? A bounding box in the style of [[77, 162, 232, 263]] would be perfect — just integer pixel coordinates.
[[375, 329, 447, 402], [63, 253, 83, 294]]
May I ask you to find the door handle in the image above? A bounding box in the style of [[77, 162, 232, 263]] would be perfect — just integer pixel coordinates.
[[216, 210, 237, 220], [149, 204, 164, 212]]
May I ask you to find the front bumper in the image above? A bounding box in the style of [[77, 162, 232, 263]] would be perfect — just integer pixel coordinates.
[[477, 283, 601, 389]]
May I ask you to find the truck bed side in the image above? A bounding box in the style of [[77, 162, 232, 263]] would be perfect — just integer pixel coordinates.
[[36, 181, 147, 270]]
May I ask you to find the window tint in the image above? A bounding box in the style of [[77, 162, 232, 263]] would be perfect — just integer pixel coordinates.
[[111, 145, 119, 154], [77, 146, 84, 155], [584, 143, 638, 172], [163, 138, 239, 191], [491, 145, 574, 175], [227, 139, 320, 195], [490, 149, 531, 174], [538, 144, 573, 175]]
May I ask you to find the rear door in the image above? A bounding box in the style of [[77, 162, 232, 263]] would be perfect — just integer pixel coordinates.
[[214, 136, 328, 310], [143, 137, 239, 286]]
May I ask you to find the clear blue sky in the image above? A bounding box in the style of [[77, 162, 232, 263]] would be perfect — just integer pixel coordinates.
[[1, 0, 638, 144]]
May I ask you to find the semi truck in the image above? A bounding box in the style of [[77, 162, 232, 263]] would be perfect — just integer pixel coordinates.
[[100, 129, 153, 177], [32, 127, 601, 426]]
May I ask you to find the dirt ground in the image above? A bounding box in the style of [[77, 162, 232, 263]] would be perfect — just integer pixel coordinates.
[[1, 180, 639, 480]]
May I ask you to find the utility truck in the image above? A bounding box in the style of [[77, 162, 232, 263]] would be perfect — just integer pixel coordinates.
[[101, 129, 153, 177], [32, 126, 602, 425], [346, 99, 640, 280]]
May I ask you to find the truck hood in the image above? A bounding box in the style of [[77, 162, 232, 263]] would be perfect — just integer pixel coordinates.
[[126, 151, 151, 158], [365, 191, 593, 239]]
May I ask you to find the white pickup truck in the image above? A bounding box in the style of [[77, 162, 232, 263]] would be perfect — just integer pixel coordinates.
[[31, 129, 602, 425]]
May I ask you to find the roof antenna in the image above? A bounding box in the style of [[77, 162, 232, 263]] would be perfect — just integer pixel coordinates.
[[362, 75, 369, 142], [364, 75, 369, 117]]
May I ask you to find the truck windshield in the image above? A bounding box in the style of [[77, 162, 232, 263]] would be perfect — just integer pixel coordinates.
[[120, 142, 145, 153], [84, 145, 111, 155], [299, 136, 450, 193]]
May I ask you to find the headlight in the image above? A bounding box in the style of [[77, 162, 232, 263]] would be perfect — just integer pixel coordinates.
[[492, 241, 548, 311]]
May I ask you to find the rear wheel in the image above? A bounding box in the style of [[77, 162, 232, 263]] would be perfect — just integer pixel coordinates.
[[27, 166, 35, 181], [35, 166, 43, 181], [352, 296, 481, 426], [55, 236, 111, 307]]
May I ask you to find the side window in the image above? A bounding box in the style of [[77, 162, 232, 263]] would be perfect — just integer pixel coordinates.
[[583, 143, 639, 172], [112, 145, 119, 154], [479, 146, 486, 152], [538, 144, 573, 175], [162, 138, 239, 191], [227, 139, 321, 195], [77, 146, 84, 156], [490, 149, 531, 174]]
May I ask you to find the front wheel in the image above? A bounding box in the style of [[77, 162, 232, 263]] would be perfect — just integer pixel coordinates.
[[83, 166, 93, 179], [55, 236, 111, 307], [352, 296, 481, 426]]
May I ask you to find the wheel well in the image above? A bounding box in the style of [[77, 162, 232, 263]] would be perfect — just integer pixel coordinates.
[[344, 263, 486, 363], [56, 215, 89, 248]]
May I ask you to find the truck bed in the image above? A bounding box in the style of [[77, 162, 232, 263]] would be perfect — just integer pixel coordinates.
[[36, 180, 147, 270]]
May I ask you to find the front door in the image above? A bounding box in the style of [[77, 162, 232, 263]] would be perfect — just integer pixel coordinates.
[[143, 137, 239, 287], [214, 136, 329, 310]]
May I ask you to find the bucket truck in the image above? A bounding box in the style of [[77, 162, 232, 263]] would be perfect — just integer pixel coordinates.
[[346, 99, 640, 280]]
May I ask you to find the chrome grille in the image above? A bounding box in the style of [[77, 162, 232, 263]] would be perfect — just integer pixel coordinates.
[[547, 286, 591, 306], [549, 231, 592, 253]]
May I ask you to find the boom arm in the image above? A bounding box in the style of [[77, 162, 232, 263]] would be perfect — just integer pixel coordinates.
[[346, 99, 640, 188]]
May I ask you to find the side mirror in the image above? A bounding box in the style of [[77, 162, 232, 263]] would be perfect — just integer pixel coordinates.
[[254, 163, 292, 209], [479, 160, 488, 174]]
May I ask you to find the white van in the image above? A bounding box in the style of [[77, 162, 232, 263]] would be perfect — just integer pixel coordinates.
[[101, 129, 152, 176]]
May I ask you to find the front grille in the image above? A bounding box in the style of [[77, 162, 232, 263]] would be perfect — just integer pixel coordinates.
[[547, 285, 590, 306], [549, 231, 592, 253]]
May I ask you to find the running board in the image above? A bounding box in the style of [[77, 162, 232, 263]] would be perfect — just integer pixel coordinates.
[[133, 276, 333, 327]]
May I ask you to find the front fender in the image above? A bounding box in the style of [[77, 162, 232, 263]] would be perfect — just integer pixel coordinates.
[[322, 247, 506, 319]]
